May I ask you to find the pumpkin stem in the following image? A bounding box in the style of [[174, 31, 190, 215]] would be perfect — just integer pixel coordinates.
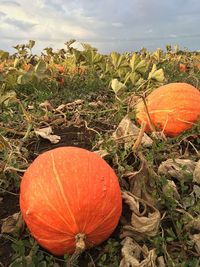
[[75, 233, 86, 252], [141, 95, 156, 133], [67, 234, 86, 267]]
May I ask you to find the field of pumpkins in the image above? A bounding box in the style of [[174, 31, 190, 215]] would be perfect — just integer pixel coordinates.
[[0, 40, 200, 266]]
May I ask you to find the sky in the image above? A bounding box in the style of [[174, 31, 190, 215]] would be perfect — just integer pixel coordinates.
[[0, 0, 200, 55]]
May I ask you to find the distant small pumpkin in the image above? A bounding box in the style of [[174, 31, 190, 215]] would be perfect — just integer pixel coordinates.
[[135, 82, 200, 137], [0, 63, 4, 72], [195, 64, 200, 71], [24, 63, 32, 72], [54, 64, 64, 73], [179, 63, 187, 73]]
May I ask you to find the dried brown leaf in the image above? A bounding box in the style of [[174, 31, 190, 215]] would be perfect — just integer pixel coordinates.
[[94, 149, 109, 158], [185, 218, 200, 232], [39, 100, 53, 111], [190, 234, 200, 255], [123, 152, 158, 204], [1, 212, 23, 234], [35, 127, 61, 144], [162, 180, 180, 200], [121, 191, 161, 241], [158, 158, 196, 181], [193, 160, 200, 184], [113, 115, 153, 149], [185, 218, 200, 255], [157, 256, 166, 267], [120, 237, 157, 267]]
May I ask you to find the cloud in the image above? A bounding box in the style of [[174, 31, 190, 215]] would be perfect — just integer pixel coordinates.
[[0, 0, 20, 7], [112, 22, 123, 27], [0, 0, 200, 54], [4, 17, 36, 31]]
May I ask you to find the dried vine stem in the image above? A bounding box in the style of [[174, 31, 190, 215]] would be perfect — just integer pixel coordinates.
[[132, 121, 146, 152]]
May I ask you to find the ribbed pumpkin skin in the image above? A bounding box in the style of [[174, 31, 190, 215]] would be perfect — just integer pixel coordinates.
[[20, 147, 122, 255], [136, 83, 200, 137]]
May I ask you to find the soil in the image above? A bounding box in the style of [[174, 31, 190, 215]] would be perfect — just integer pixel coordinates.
[[0, 194, 19, 265]]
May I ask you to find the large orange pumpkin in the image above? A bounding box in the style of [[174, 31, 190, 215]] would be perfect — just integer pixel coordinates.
[[20, 147, 122, 255], [135, 83, 200, 137]]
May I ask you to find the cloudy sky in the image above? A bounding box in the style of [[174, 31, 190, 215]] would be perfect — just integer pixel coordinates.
[[0, 0, 200, 54]]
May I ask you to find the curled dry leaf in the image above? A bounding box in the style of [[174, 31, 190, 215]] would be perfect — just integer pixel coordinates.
[[35, 127, 61, 144], [39, 100, 53, 111], [120, 237, 157, 267], [55, 103, 66, 111], [88, 100, 104, 107], [193, 160, 200, 184], [94, 149, 109, 158], [185, 218, 200, 231], [185, 218, 200, 255], [158, 158, 196, 181], [121, 191, 161, 241], [193, 185, 200, 198], [112, 115, 153, 149], [191, 234, 200, 255], [123, 152, 159, 204], [162, 180, 180, 200], [1, 212, 23, 234], [157, 256, 166, 267], [66, 99, 84, 109]]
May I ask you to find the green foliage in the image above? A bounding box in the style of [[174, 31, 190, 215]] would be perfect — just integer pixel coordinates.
[[0, 40, 200, 266]]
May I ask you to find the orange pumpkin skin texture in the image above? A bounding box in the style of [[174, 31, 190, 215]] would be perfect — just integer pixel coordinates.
[[20, 147, 122, 255], [136, 83, 200, 137]]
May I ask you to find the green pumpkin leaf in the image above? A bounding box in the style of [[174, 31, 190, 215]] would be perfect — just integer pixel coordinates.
[[0, 50, 9, 60], [129, 53, 147, 74], [110, 52, 126, 70], [26, 40, 35, 49], [148, 64, 165, 82], [111, 78, 126, 95], [129, 72, 140, 85], [13, 58, 21, 68], [17, 72, 32, 84], [34, 60, 47, 77]]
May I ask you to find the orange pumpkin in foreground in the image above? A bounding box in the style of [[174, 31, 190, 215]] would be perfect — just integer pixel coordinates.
[[20, 147, 122, 255], [135, 83, 200, 137]]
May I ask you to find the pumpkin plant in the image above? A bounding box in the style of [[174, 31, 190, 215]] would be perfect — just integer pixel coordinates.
[[20, 147, 122, 256], [135, 83, 200, 137]]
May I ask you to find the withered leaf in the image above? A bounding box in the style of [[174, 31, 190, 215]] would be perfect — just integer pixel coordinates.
[[1, 212, 23, 234], [191, 234, 200, 255], [185, 218, 200, 256], [185, 218, 200, 231], [123, 152, 158, 204], [39, 100, 53, 110], [162, 180, 180, 200], [193, 160, 200, 184], [94, 149, 109, 158], [120, 237, 157, 267], [121, 191, 161, 241], [158, 158, 196, 181], [35, 127, 61, 144], [112, 115, 153, 149]]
